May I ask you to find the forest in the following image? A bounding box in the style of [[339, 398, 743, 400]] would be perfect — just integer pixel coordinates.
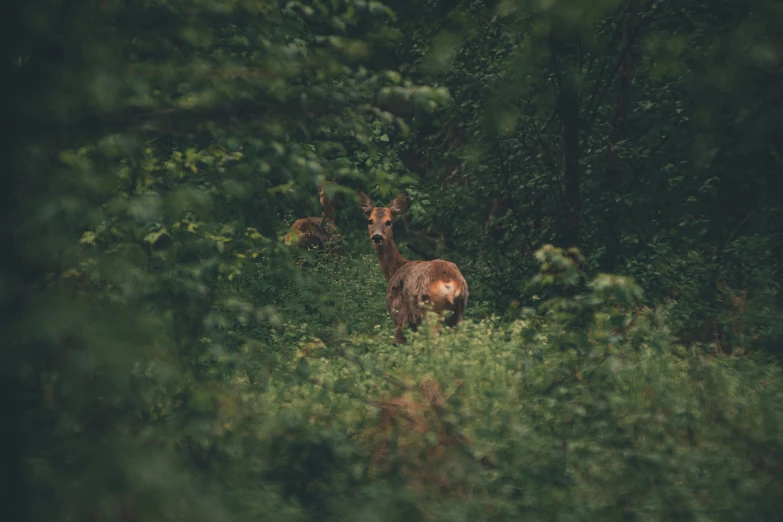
[[3, 0, 783, 520]]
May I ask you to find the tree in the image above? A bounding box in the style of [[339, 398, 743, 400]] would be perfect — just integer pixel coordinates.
[[4, 1, 447, 519], [385, 0, 783, 348]]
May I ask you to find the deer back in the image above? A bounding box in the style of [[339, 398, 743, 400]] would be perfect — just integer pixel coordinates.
[[285, 182, 343, 253], [285, 217, 332, 249], [386, 259, 469, 327]]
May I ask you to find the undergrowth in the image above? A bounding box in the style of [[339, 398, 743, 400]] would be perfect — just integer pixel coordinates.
[[199, 245, 783, 520]]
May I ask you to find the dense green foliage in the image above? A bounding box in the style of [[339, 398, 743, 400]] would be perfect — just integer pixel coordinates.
[[388, 0, 783, 349], [3, 0, 783, 520]]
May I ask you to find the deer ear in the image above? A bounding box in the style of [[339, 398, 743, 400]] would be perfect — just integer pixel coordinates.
[[388, 191, 409, 217], [356, 191, 374, 216]]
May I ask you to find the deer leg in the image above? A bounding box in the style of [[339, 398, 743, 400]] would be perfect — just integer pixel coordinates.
[[394, 323, 407, 345], [431, 320, 442, 338], [445, 301, 465, 327]]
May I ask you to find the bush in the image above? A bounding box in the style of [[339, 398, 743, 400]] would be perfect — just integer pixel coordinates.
[[225, 246, 783, 520]]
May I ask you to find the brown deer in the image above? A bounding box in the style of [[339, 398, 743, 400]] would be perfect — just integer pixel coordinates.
[[357, 190, 469, 344], [284, 183, 343, 255]]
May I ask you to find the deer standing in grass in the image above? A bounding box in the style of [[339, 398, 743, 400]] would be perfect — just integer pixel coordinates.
[[358, 191, 469, 344], [284, 183, 343, 255]]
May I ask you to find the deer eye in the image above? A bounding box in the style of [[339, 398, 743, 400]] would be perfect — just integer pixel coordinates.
[[368, 219, 373, 225], [385, 220, 392, 227]]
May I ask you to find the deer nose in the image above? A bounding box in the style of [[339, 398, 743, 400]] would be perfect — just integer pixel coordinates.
[[371, 234, 384, 244]]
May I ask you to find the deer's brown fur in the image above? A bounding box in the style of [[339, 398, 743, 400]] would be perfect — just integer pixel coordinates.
[[285, 183, 343, 254], [357, 191, 468, 344]]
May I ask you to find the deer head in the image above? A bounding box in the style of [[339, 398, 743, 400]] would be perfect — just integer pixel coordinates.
[[357, 191, 409, 247]]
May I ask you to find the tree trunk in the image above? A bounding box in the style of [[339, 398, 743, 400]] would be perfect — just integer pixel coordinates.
[[559, 73, 582, 248], [603, 0, 644, 271], [2, 5, 35, 520], [549, 27, 584, 248]]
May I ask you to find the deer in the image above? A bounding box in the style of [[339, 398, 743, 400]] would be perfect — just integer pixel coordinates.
[[357, 190, 469, 344], [284, 183, 343, 256]]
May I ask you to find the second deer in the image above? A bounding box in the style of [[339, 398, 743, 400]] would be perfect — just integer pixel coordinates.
[[357, 190, 469, 344], [285, 183, 343, 255]]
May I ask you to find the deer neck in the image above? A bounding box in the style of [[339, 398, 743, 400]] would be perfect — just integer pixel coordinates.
[[374, 239, 408, 282], [321, 200, 336, 222]]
